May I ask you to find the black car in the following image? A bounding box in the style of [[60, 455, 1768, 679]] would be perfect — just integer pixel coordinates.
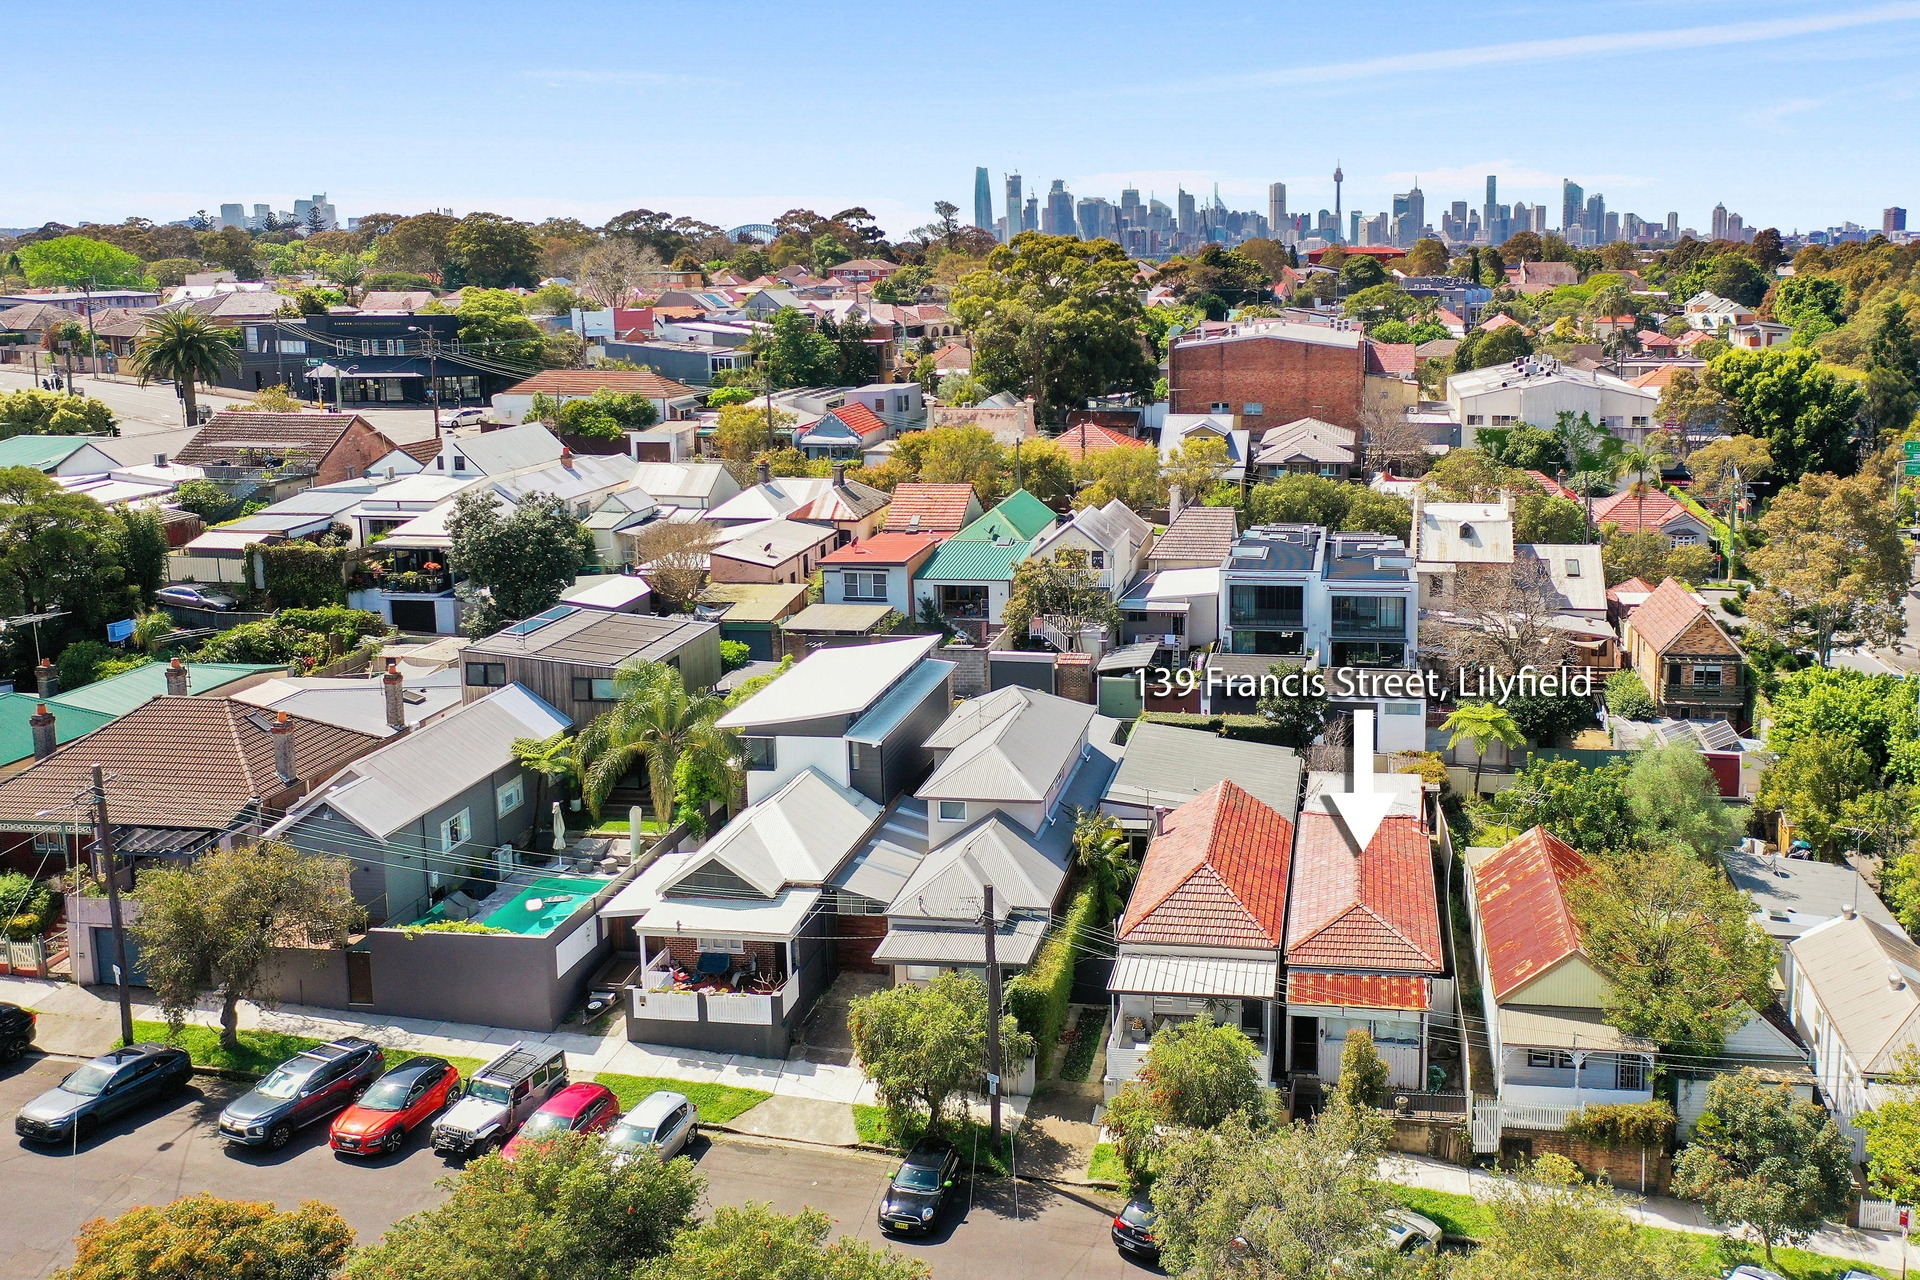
[[0, 1002, 34, 1062], [14, 1043, 190, 1144], [877, 1144, 960, 1234], [1111, 1195, 1160, 1262], [217, 1036, 383, 1150]]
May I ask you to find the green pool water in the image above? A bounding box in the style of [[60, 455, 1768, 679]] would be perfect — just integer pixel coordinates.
[[478, 876, 604, 935]]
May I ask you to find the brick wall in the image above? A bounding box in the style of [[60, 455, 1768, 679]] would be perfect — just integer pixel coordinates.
[[1501, 1126, 1672, 1195], [1055, 651, 1094, 704], [319, 419, 403, 486], [1168, 335, 1367, 431], [942, 641, 988, 697], [647, 935, 782, 980]]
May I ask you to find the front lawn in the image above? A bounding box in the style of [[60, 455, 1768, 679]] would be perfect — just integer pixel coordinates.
[[1086, 1142, 1125, 1188], [132, 1022, 490, 1082], [1384, 1185, 1888, 1279], [592, 1072, 770, 1125]]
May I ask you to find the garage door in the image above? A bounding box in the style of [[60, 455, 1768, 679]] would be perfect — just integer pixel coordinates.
[[389, 598, 440, 633], [92, 928, 148, 987]]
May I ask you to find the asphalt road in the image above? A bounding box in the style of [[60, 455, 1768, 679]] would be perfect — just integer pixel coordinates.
[[0, 1054, 1144, 1280]]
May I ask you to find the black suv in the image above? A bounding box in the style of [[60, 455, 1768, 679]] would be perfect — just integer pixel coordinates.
[[877, 1144, 960, 1234], [15, 1043, 190, 1144], [0, 1002, 34, 1062], [217, 1036, 383, 1149]]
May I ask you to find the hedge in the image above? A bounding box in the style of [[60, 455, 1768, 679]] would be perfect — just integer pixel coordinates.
[[251, 541, 350, 608], [1005, 884, 1100, 1069], [1562, 1098, 1674, 1148]]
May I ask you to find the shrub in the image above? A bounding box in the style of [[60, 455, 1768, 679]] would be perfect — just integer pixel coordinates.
[[1004, 885, 1100, 1069], [1604, 669, 1658, 721], [1141, 712, 1224, 733], [0, 872, 56, 939], [1563, 1099, 1675, 1148], [252, 541, 350, 608], [719, 639, 752, 671], [1218, 714, 1298, 745]]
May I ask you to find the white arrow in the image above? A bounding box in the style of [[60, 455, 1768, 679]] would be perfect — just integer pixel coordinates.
[[1321, 708, 1396, 851]]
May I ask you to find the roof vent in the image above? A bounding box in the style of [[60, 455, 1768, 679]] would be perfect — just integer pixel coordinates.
[[1893, 968, 1908, 992], [1842, 903, 1858, 920], [1458, 523, 1475, 541]]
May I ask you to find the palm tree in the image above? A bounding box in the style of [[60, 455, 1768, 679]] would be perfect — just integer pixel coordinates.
[[1614, 439, 1675, 532], [1442, 702, 1524, 795], [575, 661, 739, 824], [129, 312, 241, 428], [130, 610, 175, 653], [1072, 807, 1135, 921], [511, 731, 579, 844]]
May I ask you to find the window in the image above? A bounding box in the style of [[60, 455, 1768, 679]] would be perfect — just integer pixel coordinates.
[[842, 570, 887, 601], [1331, 595, 1406, 633], [1209, 402, 1230, 414], [1088, 551, 1105, 569], [1383, 702, 1422, 716], [571, 677, 618, 702], [1228, 583, 1304, 626], [1243, 402, 1264, 416], [497, 775, 524, 817], [244, 327, 260, 353], [277, 339, 307, 355], [1465, 414, 1484, 425], [464, 662, 507, 687], [696, 936, 746, 954], [451, 455, 467, 472], [1490, 414, 1517, 426], [1631, 416, 1650, 429], [1695, 665, 1723, 687], [439, 809, 469, 853], [1565, 558, 1582, 577], [744, 737, 777, 771], [1671, 531, 1698, 546], [1616, 1055, 1648, 1091], [1525, 1049, 1574, 1070], [938, 800, 968, 822]]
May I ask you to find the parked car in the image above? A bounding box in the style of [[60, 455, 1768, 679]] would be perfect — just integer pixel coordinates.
[[444, 407, 487, 428], [1725, 1268, 1791, 1280], [432, 1041, 569, 1159], [156, 584, 238, 611], [1110, 1194, 1159, 1262], [604, 1090, 698, 1165], [14, 1043, 190, 1144], [1382, 1208, 1443, 1254], [328, 1056, 461, 1157], [217, 1036, 383, 1150], [0, 1002, 35, 1062], [877, 1144, 960, 1235], [500, 1082, 618, 1162]]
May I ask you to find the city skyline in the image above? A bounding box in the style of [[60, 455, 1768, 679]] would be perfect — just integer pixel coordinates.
[[4, 1, 1919, 236]]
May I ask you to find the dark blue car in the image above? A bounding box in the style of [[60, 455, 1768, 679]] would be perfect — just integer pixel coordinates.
[[217, 1037, 383, 1150], [14, 1043, 191, 1144]]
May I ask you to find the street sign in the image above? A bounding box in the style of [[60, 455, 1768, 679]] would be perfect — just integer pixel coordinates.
[[985, 1073, 1000, 1093], [1904, 440, 1920, 459], [1904, 460, 1920, 477]]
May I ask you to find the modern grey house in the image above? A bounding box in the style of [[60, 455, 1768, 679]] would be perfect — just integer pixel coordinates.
[[1100, 719, 1303, 839], [461, 605, 723, 728]]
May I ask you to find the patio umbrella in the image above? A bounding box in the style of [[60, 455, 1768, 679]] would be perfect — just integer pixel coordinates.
[[552, 801, 567, 854]]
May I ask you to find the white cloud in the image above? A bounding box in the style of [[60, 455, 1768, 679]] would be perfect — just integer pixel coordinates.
[[1752, 96, 1824, 127], [519, 68, 721, 89]]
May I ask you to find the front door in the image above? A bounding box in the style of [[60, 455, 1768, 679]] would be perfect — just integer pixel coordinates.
[[346, 950, 374, 1006], [1290, 1016, 1318, 1077]]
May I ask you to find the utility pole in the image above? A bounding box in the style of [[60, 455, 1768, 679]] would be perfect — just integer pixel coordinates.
[[90, 765, 134, 1047], [82, 274, 101, 381], [982, 884, 1002, 1145]]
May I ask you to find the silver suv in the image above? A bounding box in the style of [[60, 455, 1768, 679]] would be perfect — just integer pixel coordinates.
[[430, 1042, 567, 1159]]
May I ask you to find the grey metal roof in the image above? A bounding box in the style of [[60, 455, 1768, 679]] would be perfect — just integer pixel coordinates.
[[1097, 642, 1162, 674], [713, 518, 836, 568], [887, 816, 1064, 922], [782, 603, 896, 633], [1109, 952, 1279, 998], [448, 423, 564, 475], [834, 798, 931, 903], [1724, 848, 1901, 941], [718, 636, 940, 729], [664, 768, 880, 896], [1789, 914, 1920, 1073], [918, 687, 1095, 804], [230, 669, 462, 738], [1103, 720, 1302, 820], [290, 684, 570, 839], [847, 660, 953, 746], [872, 915, 1050, 966], [464, 607, 715, 667]]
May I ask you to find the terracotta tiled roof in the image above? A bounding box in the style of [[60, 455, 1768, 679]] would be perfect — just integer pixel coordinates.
[[883, 483, 977, 532], [1639, 330, 1679, 348], [824, 402, 888, 439], [930, 342, 973, 369], [175, 411, 388, 468], [1471, 826, 1590, 1002], [1054, 421, 1150, 461], [1589, 489, 1689, 534], [501, 369, 696, 400], [1285, 812, 1443, 972], [1149, 506, 1238, 565], [1625, 576, 1713, 653], [819, 532, 944, 565], [1630, 365, 1689, 389], [0, 698, 379, 831], [1364, 341, 1416, 375], [1288, 972, 1433, 1011], [396, 437, 442, 464], [1523, 470, 1579, 501], [0, 302, 80, 332], [1118, 781, 1295, 948], [1478, 313, 1526, 333], [1606, 576, 1655, 603]]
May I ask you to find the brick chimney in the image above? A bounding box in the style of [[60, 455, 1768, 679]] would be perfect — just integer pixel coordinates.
[[756, 459, 772, 486], [165, 658, 188, 696], [560, 446, 575, 468], [271, 711, 296, 785], [383, 661, 405, 732], [29, 704, 55, 760], [1168, 484, 1185, 522], [1054, 650, 1094, 704], [35, 658, 57, 698], [1151, 805, 1168, 838], [832, 461, 847, 486]]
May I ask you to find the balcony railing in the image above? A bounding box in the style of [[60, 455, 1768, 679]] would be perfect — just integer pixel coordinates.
[[1331, 622, 1410, 640], [1228, 609, 1305, 629]]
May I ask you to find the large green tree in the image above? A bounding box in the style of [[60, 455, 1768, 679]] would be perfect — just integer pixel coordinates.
[[1745, 469, 1908, 663], [348, 1132, 701, 1280], [639, 1204, 928, 1280], [446, 489, 591, 635], [130, 842, 361, 1054], [847, 972, 1032, 1131], [573, 660, 738, 823], [455, 288, 547, 367], [1623, 744, 1745, 858], [128, 311, 241, 428], [445, 212, 541, 289], [1710, 345, 1865, 477], [1452, 1155, 1698, 1280], [17, 234, 151, 289], [0, 388, 117, 439], [952, 233, 1156, 424], [998, 548, 1120, 645], [1672, 1070, 1854, 1265], [374, 212, 459, 277], [56, 1193, 352, 1280], [0, 467, 135, 674]]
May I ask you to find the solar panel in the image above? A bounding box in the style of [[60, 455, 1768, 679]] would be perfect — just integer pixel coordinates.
[[503, 606, 578, 637]]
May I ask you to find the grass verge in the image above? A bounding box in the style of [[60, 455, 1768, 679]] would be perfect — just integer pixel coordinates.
[[131, 1022, 490, 1081], [1385, 1185, 1888, 1279], [853, 1104, 1015, 1177], [1087, 1142, 1126, 1188], [592, 1072, 770, 1125]]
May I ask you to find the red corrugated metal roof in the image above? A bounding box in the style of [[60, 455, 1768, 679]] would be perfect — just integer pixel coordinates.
[[1285, 811, 1443, 972], [819, 532, 944, 565], [1472, 826, 1590, 1003], [1119, 781, 1295, 948], [1288, 972, 1432, 1011]]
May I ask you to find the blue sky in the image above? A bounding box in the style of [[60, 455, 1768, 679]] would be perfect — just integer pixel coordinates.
[[6, 0, 1917, 237]]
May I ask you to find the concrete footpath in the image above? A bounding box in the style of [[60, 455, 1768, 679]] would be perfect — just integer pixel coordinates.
[[1382, 1152, 1907, 1273]]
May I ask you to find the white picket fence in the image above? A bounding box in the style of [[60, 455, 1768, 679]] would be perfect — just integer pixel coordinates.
[[1470, 1099, 1589, 1153], [1859, 1199, 1911, 1233]]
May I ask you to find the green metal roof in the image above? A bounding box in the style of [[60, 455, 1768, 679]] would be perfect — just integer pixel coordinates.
[[47, 662, 280, 718], [953, 489, 1055, 542], [0, 436, 103, 471], [0, 694, 116, 767], [916, 538, 1033, 582]]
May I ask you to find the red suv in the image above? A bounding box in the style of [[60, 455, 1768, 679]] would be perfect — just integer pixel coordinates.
[[499, 1082, 618, 1162], [329, 1056, 461, 1157]]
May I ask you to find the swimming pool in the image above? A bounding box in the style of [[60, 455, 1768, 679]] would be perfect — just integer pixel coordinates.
[[477, 876, 604, 935]]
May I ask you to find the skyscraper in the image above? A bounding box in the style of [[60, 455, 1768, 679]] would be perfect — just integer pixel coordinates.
[[1561, 181, 1584, 237], [1005, 173, 1024, 238], [1268, 183, 1287, 236], [1483, 175, 1498, 243], [1120, 188, 1142, 226], [1333, 161, 1344, 243], [1024, 195, 1039, 235], [1711, 203, 1729, 241], [1045, 180, 1075, 237], [1177, 188, 1197, 236], [1888, 207, 1910, 237], [974, 167, 993, 232], [1585, 194, 1606, 245], [1666, 212, 1680, 241]]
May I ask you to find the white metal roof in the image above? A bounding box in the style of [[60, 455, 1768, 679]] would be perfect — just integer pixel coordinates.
[[872, 915, 1050, 966], [887, 816, 1063, 921], [1791, 914, 1920, 1073], [664, 768, 880, 896], [1109, 952, 1279, 998], [918, 687, 1094, 804], [634, 886, 823, 940], [717, 635, 940, 728]]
